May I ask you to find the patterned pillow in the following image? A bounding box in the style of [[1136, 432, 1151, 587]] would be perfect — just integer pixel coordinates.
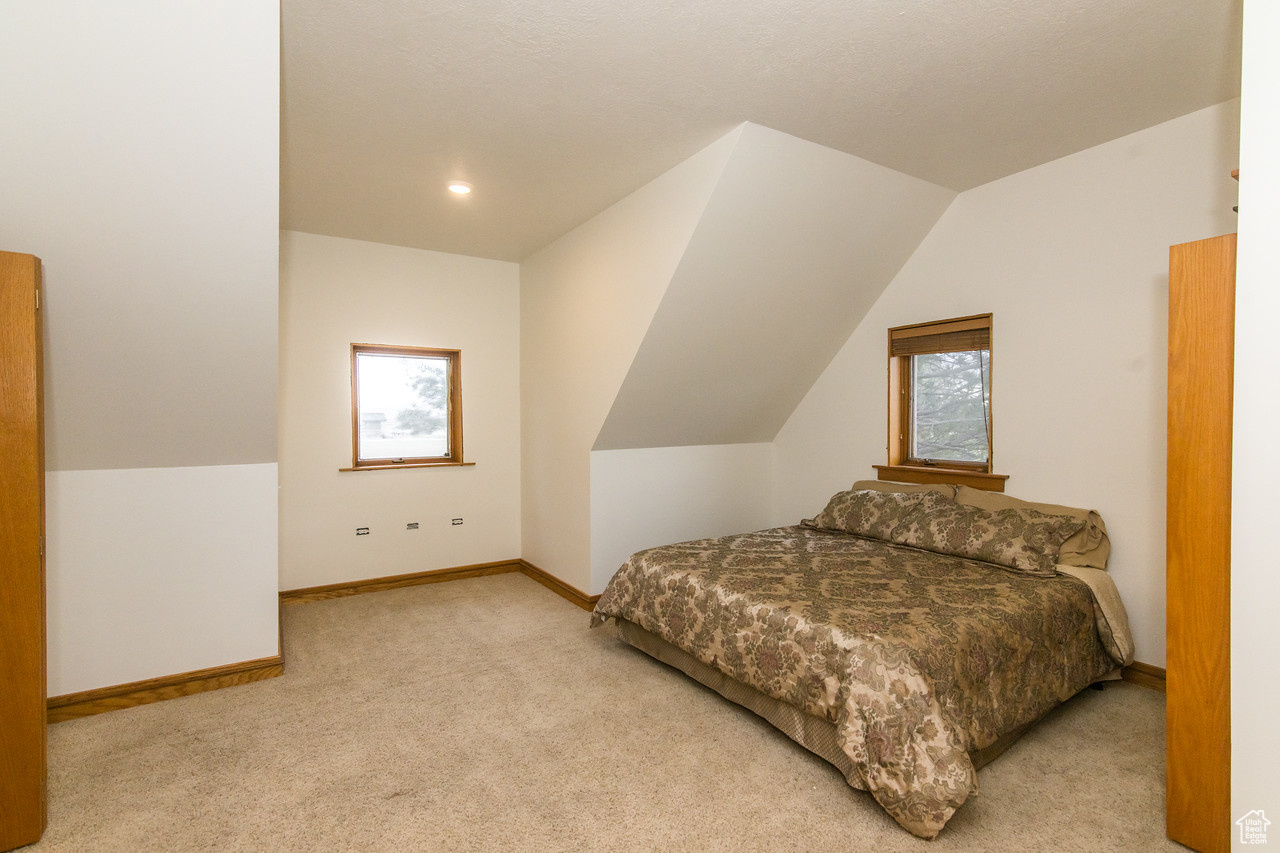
[[801, 489, 929, 542], [953, 485, 1110, 569], [894, 493, 1088, 577]]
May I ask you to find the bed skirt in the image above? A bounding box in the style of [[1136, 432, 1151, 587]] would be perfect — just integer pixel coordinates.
[[613, 617, 1031, 785]]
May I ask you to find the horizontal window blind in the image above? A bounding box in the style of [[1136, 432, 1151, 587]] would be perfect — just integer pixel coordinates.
[[889, 314, 991, 356]]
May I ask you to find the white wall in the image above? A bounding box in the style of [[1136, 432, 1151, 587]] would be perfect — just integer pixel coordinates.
[[2, 3, 279, 472], [595, 123, 955, 450], [1232, 0, 1280, 840], [520, 130, 741, 591], [522, 123, 954, 594], [278, 231, 521, 590], [46, 465, 279, 695], [1, 3, 280, 693], [590, 444, 774, 591], [773, 100, 1242, 668]]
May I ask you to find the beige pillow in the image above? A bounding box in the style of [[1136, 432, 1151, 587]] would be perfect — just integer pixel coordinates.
[[954, 485, 1110, 569], [851, 479, 957, 500]]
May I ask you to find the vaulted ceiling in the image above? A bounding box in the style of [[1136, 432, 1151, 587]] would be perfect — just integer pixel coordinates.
[[281, 0, 1242, 263], [593, 123, 955, 450]]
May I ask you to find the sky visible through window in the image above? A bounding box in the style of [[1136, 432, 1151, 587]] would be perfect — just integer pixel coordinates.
[[356, 352, 449, 460]]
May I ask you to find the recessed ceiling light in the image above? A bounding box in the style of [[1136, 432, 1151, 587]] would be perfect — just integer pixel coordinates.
[[447, 182, 472, 195]]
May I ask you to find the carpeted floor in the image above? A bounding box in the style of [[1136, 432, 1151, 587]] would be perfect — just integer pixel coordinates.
[[31, 573, 1176, 851]]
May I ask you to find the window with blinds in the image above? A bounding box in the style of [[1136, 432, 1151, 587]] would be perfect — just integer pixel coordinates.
[[887, 314, 993, 472]]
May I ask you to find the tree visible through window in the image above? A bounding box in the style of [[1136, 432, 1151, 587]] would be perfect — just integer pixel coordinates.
[[910, 349, 991, 464], [351, 343, 462, 467], [887, 314, 993, 472]]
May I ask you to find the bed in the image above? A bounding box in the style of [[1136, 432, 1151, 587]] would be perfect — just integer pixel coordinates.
[[590, 481, 1134, 838]]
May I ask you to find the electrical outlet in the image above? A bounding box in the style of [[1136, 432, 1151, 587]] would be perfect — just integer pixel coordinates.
[[406, 522, 419, 530], [356, 527, 370, 535], [451, 518, 463, 526]]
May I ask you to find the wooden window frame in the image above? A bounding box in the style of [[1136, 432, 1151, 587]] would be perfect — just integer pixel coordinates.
[[343, 343, 466, 471], [874, 313, 1007, 491]]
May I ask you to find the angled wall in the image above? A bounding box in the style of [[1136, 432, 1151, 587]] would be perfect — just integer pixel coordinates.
[[586, 126, 953, 590], [773, 100, 1241, 669], [520, 128, 741, 592], [595, 123, 955, 450], [1, 3, 280, 694], [524, 123, 953, 593]]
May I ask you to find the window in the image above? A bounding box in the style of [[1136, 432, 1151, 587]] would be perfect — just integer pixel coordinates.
[[876, 313, 1007, 491], [348, 343, 463, 469]]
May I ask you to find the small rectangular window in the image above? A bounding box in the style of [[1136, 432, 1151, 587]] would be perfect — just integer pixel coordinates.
[[350, 343, 462, 468], [877, 314, 1006, 491]]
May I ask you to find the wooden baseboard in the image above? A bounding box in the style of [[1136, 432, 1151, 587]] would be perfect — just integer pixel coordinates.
[[47, 654, 284, 723], [49, 560, 599, 724], [281, 558, 601, 612], [1121, 660, 1166, 693], [519, 560, 601, 611], [279, 559, 525, 604]]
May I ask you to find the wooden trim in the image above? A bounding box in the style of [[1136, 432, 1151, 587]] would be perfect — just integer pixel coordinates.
[[350, 343, 463, 468], [888, 356, 909, 466], [518, 560, 601, 611], [886, 313, 996, 476], [47, 655, 284, 723], [888, 312, 992, 340], [1122, 661, 1166, 693], [49, 557, 597, 723], [48, 560, 597, 726], [1, 251, 47, 849], [280, 558, 600, 612], [339, 461, 476, 472], [873, 464, 1008, 492], [280, 559, 524, 604], [1166, 234, 1234, 853]]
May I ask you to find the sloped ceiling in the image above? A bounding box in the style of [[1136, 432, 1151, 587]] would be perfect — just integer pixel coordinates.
[[281, 0, 1241, 262], [593, 123, 956, 450]]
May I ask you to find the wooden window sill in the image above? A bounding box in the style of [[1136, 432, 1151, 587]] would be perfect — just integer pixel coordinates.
[[339, 461, 476, 472], [873, 464, 1008, 492]]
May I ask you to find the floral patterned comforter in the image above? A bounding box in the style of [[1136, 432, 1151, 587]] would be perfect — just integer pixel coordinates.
[[590, 526, 1118, 838]]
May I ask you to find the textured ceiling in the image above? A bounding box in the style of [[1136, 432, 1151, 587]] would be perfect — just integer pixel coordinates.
[[281, 0, 1242, 262]]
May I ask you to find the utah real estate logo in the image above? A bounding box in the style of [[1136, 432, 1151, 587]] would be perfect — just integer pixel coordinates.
[[1237, 810, 1271, 845]]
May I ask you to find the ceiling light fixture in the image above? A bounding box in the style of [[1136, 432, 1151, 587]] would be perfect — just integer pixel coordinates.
[[447, 182, 472, 195]]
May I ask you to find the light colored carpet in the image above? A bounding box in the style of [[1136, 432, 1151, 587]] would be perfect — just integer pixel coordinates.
[[32, 573, 1176, 851]]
